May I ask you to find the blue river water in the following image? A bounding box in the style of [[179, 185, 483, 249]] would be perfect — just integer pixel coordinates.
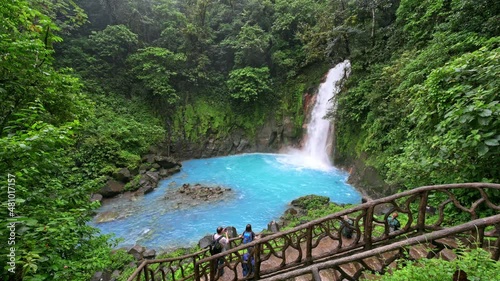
[[92, 153, 362, 251]]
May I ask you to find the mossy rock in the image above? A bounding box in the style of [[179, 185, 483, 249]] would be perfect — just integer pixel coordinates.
[[124, 175, 141, 192], [290, 195, 330, 210]]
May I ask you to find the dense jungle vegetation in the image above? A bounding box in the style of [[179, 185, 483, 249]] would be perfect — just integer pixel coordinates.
[[1, 0, 498, 280]]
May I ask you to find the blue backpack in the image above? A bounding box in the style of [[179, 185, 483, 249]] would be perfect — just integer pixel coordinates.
[[242, 231, 254, 244]]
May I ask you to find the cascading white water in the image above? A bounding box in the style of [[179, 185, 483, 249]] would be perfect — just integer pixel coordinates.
[[290, 60, 350, 169]]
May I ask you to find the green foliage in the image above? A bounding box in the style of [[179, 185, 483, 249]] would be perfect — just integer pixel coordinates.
[[128, 47, 186, 103], [371, 247, 500, 281], [76, 93, 166, 177], [109, 249, 135, 271], [283, 198, 351, 229], [0, 1, 87, 135], [232, 22, 271, 67], [0, 118, 116, 281], [172, 98, 232, 141], [227, 67, 272, 103], [1, 2, 168, 280], [116, 266, 137, 281], [124, 175, 142, 192], [334, 0, 499, 189], [291, 195, 330, 210], [386, 38, 499, 186], [89, 25, 138, 64], [171, 97, 271, 142], [0, 2, 119, 279], [396, 0, 450, 46]]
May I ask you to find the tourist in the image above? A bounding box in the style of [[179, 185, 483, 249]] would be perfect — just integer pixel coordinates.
[[387, 212, 401, 232], [341, 215, 354, 239], [212, 226, 229, 276], [240, 224, 256, 243], [242, 252, 255, 277], [240, 224, 256, 254]]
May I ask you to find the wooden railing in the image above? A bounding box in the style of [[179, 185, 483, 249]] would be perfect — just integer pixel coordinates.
[[259, 214, 500, 281], [127, 183, 500, 281]]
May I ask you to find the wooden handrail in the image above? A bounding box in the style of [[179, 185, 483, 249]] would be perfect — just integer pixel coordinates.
[[127, 183, 500, 281], [259, 214, 500, 281]]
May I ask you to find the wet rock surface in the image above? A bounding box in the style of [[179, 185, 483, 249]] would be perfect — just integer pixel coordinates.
[[163, 183, 234, 209]]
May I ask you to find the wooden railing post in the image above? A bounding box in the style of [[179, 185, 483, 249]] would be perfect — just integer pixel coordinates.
[[417, 191, 428, 233], [144, 263, 150, 281], [194, 256, 200, 281], [364, 206, 374, 250], [254, 242, 262, 279], [306, 225, 313, 264], [209, 259, 216, 281]]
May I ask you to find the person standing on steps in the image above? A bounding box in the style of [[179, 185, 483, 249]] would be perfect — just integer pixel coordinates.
[[240, 224, 256, 252], [212, 226, 229, 277], [241, 224, 256, 243], [240, 224, 256, 277], [387, 212, 401, 232], [341, 215, 354, 239]]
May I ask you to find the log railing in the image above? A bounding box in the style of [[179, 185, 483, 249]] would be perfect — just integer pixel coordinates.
[[259, 214, 500, 281], [127, 183, 500, 281]]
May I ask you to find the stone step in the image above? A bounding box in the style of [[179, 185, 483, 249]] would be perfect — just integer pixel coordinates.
[[409, 243, 436, 260], [438, 248, 457, 261], [339, 261, 364, 278], [221, 237, 496, 280], [319, 268, 340, 281]]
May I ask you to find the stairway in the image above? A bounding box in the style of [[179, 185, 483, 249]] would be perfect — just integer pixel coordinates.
[[281, 236, 498, 281]]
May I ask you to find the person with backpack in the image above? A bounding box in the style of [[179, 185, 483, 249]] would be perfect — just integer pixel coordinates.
[[341, 215, 354, 239], [211, 226, 229, 277], [387, 212, 401, 232]]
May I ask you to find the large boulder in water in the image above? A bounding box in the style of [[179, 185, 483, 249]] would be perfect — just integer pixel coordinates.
[[199, 234, 213, 249], [154, 155, 181, 169], [134, 171, 159, 195], [128, 245, 146, 260], [99, 179, 125, 198], [90, 193, 103, 203], [113, 168, 132, 182], [226, 226, 237, 238], [94, 211, 119, 223], [198, 226, 238, 249], [164, 183, 234, 209], [267, 221, 280, 233]]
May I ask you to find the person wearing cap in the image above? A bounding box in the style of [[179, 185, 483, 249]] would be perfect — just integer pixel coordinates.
[[213, 226, 229, 276]]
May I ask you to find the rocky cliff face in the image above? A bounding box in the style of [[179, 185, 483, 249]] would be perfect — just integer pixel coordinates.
[[163, 112, 303, 161], [164, 84, 322, 161], [332, 150, 399, 199]]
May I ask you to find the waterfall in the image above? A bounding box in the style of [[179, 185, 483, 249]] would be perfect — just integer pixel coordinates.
[[289, 61, 350, 169]]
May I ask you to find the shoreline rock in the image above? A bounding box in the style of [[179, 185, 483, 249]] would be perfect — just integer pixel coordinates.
[[93, 154, 182, 201], [164, 183, 234, 210]]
